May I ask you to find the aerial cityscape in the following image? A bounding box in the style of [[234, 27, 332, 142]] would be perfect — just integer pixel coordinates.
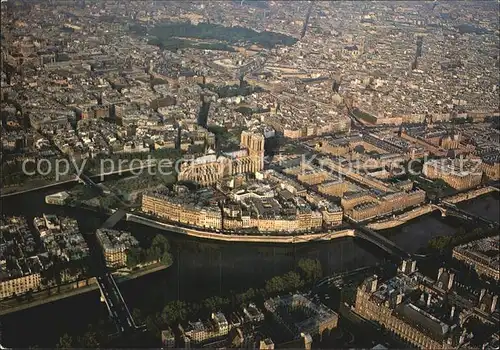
[[0, 0, 499, 348]]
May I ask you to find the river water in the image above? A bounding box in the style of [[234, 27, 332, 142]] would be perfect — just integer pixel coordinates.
[[382, 192, 499, 253], [0, 185, 497, 348]]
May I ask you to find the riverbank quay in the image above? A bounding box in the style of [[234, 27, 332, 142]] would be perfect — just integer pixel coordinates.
[[126, 213, 356, 244], [0, 177, 77, 198], [0, 263, 168, 316], [367, 186, 498, 230]]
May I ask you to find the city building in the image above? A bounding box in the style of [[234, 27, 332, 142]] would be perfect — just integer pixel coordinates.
[[45, 191, 70, 205], [317, 180, 349, 198], [243, 303, 265, 324], [142, 185, 223, 230], [452, 236, 500, 281], [33, 215, 89, 262], [142, 177, 335, 233], [178, 132, 264, 187], [423, 158, 483, 190], [0, 273, 41, 300], [96, 229, 139, 268], [0, 215, 93, 300], [1, 3, 500, 348], [161, 328, 175, 348], [179, 312, 230, 346], [344, 190, 426, 222], [259, 338, 275, 350], [264, 294, 338, 339], [354, 259, 498, 349]]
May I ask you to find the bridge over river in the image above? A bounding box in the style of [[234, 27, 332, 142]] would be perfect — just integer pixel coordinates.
[[346, 218, 410, 259], [88, 207, 144, 335], [436, 201, 499, 228]]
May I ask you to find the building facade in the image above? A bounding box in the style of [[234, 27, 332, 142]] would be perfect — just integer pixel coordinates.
[[423, 158, 483, 190], [353, 260, 497, 349], [142, 192, 223, 230], [180, 312, 230, 345], [96, 229, 139, 268], [452, 237, 500, 281], [264, 294, 338, 338], [178, 132, 265, 187], [142, 191, 327, 233], [0, 273, 41, 299], [344, 190, 426, 222]]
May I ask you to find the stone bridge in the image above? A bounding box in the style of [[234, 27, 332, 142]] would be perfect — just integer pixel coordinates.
[[434, 202, 499, 227]]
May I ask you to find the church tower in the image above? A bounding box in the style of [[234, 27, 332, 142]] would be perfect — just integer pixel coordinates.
[[240, 131, 265, 171]]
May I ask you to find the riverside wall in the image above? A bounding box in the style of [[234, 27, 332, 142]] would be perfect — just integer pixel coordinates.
[[442, 186, 498, 204], [0, 263, 168, 316], [367, 186, 497, 231], [126, 213, 356, 243], [366, 205, 435, 230]]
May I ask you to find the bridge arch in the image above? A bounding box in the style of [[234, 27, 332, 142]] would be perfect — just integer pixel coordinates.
[[431, 204, 448, 217], [353, 230, 409, 259]]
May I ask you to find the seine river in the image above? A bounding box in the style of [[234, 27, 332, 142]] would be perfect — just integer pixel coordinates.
[[0, 184, 497, 348]]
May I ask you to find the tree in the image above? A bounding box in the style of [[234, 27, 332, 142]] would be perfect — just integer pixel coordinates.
[[126, 247, 142, 268], [428, 236, 452, 254], [150, 234, 172, 266], [298, 258, 323, 283], [132, 308, 144, 324], [151, 234, 170, 252], [26, 288, 34, 302], [56, 333, 73, 349], [145, 312, 163, 338], [162, 300, 189, 324], [236, 288, 256, 305], [265, 276, 285, 294], [202, 296, 229, 312], [161, 252, 173, 267], [282, 271, 304, 290], [147, 244, 162, 262], [77, 329, 99, 348]]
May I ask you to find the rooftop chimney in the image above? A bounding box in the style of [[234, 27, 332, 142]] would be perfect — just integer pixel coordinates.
[[301, 333, 313, 350], [437, 267, 444, 281], [459, 328, 467, 345], [410, 260, 417, 273], [491, 295, 498, 313], [447, 273, 455, 290], [400, 260, 407, 273], [370, 275, 378, 293], [259, 339, 274, 350], [480, 289, 486, 303]]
